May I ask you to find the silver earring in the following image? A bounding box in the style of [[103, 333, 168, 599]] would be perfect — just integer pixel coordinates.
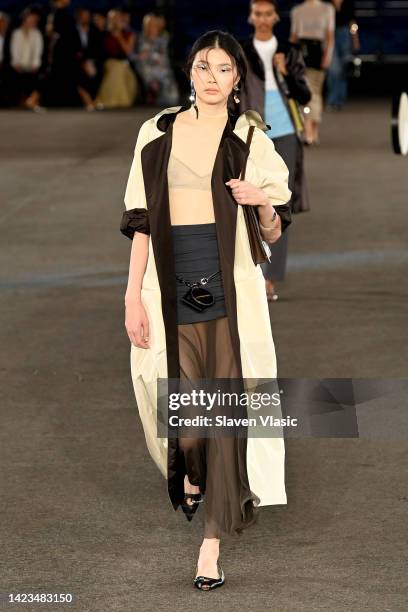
[[189, 79, 199, 119], [233, 84, 240, 104], [189, 80, 196, 103]]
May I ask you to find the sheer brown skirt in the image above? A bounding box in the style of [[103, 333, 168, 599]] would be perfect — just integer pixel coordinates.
[[177, 315, 260, 538]]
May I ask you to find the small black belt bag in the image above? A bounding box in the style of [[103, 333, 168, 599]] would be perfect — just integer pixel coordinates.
[[176, 270, 221, 312]]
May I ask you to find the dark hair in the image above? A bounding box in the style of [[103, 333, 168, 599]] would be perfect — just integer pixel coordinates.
[[184, 30, 248, 111], [20, 6, 41, 22]]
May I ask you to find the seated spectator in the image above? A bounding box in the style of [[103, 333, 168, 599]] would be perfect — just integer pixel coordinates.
[[10, 8, 44, 108], [92, 11, 106, 34], [134, 13, 179, 106], [95, 9, 138, 109], [0, 11, 9, 70], [74, 7, 104, 111]]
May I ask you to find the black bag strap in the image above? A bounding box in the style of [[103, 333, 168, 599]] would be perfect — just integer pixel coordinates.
[[240, 125, 255, 181]]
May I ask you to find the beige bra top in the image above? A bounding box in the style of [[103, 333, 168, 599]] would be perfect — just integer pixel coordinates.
[[167, 153, 212, 192], [167, 106, 228, 225]]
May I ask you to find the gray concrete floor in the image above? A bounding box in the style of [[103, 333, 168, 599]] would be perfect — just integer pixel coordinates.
[[0, 100, 407, 611]]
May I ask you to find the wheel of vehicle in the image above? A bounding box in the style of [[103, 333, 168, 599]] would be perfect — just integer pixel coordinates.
[[391, 91, 408, 155]]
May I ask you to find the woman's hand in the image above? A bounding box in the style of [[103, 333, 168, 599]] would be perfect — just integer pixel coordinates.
[[225, 178, 269, 207], [226, 178, 283, 243], [273, 52, 288, 76], [125, 299, 150, 349], [321, 52, 331, 70]]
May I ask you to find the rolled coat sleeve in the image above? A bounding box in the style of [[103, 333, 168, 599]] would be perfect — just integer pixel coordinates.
[[120, 120, 151, 239], [249, 127, 292, 234]]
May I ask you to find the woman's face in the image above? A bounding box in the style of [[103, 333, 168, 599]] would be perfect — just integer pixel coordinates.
[[144, 15, 161, 38], [191, 47, 239, 106], [108, 10, 123, 31], [249, 1, 279, 34], [23, 13, 39, 29], [93, 13, 106, 31]]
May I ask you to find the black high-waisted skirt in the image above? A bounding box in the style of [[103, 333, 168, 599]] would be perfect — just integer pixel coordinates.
[[171, 223, 227, 324]]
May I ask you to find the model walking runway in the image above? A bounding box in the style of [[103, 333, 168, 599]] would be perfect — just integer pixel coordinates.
[[121, 30, 291, 589]]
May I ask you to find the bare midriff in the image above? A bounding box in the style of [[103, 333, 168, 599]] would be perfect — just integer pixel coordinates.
[[168, 105, 228, 226]]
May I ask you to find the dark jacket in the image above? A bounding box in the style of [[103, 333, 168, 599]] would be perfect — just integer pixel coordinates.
[[240, 36, 311, 213]]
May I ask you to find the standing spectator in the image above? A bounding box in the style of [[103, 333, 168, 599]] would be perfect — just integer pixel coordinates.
[[42, 0, 80, 107], [10, 8, 44, 108], [290, 0, 335, 144], [74, 7, 104, 110], [0, 12, 10, 106], [327, 0, 360, 110], [95, 9, 137, 109], [240, 0, 311, 301], [134, 13, 179, 106]]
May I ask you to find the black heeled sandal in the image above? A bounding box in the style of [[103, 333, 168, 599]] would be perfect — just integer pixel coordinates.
[[180, 492, 203, 522], [193, 561, 225, 591]]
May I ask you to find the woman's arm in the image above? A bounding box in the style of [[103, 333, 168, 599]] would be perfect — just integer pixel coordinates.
[[124, 233, 150, 348], [250, 127, 292, 240], [258, 203, 283, 242], [125, 232, 149, 307], [321, 5, 336, 68], [321, 29, 334, 68], [10, 30, 21, 69], [226, 127, 292, 244], [289, 8, 299, 44], [121, 119, 152, 348], [114, 30, 136, 57], [225, 178, 286, 244]]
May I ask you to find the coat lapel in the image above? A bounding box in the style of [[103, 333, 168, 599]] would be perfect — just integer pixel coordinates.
[[212, 119, 249, 377], [241, 37, 265, 82]]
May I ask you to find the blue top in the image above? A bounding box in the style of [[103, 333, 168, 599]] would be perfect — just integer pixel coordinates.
[[264, 89, 295, 139]]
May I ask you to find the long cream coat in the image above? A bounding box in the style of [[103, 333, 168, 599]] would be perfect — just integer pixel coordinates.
[[123, 105, 291, 509]]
